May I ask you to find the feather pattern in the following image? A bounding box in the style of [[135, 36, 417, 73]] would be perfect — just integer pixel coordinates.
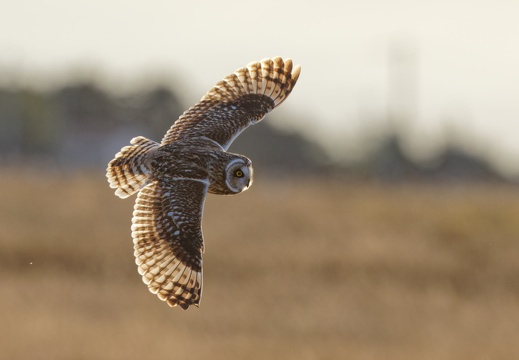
[[161, 57, 301, 150], [132, 179, 207, 309], [106, 136, 160, 199]]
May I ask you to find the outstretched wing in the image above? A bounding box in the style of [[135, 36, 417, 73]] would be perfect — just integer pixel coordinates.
[[161, 57, 301, 150], [132, 178, 208, 309]]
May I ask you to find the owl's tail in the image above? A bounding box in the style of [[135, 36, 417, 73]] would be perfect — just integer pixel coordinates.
[[106, 136, 160, 199]]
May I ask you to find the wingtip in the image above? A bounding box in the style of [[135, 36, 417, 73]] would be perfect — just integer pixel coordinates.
[[291, 63, 302, 83], [165, 296, 201, 310], [268, 56, 301, 83]]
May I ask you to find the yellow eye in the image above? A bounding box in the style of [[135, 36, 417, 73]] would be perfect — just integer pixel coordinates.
[[235, 170, 244, 177]]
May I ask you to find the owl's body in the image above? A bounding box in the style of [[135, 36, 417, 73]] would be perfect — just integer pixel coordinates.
[[107, 57, 300, 309]]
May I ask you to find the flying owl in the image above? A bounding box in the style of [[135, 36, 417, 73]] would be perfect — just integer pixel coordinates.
[[106, 57, 301, 309]]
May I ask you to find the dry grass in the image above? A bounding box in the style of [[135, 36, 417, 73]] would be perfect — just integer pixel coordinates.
[[1, 169, 519, 359]]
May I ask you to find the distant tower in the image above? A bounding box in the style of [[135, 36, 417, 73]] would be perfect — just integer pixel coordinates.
[[387, 41, 420, 133]]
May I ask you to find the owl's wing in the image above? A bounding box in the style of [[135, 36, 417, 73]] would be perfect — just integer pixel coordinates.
[[161, 57, 301, 150], [132, 178, 208, 309]]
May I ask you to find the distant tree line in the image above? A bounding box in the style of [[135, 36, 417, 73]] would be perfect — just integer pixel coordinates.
[[0, 83, 509, 182], [0, 83, 184, 168]]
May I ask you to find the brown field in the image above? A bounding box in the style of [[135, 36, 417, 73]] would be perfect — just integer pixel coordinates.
[[1, 169, 519, 360]]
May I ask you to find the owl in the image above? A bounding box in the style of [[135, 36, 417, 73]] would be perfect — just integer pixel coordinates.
[[106, 57, 301, 309]]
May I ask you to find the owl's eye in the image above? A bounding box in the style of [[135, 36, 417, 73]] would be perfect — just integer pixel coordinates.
[[235, 169, 244, 177]]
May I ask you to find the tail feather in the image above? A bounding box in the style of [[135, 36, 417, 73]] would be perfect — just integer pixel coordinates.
[[106, 136, 159, 198]]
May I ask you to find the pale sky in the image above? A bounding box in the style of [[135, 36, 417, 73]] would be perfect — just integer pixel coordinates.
[[1, 0, 518, 175]]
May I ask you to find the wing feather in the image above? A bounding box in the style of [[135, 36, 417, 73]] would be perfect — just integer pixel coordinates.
[[132, 179, 208, 309], [161, 57, 301, 150]]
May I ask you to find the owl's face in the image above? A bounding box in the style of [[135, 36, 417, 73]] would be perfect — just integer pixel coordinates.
[[225, 158, 253, 193]]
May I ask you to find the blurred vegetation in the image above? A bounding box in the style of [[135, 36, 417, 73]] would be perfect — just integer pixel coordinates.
[[0, 84, 183, 168], [0, 83, 511, 183], [1, 173, 518, 359]]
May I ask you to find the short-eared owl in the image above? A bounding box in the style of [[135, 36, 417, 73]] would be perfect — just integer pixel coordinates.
[[106, 57, 300, 309]]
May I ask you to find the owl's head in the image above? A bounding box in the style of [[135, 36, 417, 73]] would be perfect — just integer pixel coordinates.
[[224, 158, 253, 194]]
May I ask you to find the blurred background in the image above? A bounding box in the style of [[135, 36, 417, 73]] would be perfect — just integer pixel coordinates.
[[1, 1, 518, 359]]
